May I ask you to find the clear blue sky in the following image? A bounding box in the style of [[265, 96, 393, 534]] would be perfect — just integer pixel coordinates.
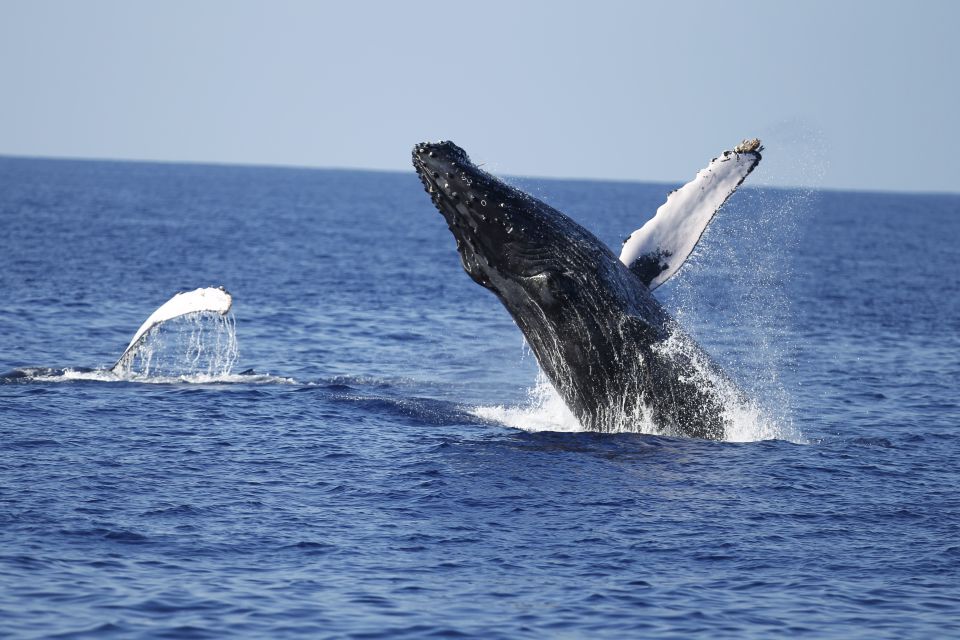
[[1, 0, 956, 192]]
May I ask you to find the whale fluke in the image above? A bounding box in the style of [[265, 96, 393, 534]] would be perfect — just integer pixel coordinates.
[[619, 139, 762, 290], [111, 286, 233, 373]]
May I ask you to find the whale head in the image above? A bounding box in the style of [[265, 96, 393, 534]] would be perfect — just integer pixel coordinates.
[[412, 141, 632, 314]]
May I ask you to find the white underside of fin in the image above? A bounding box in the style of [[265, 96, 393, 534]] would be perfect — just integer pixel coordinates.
[[112, 286, 233, 372], [620, 140, 762, 290]]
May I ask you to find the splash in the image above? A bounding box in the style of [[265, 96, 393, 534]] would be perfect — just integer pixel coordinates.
[[654, 327, 804, 443], [3, 366, 294, 386], [474, 177, 818, 443], [472, 371, 585, 433], [474, 361, 803, 443], [112, 311, 239, 379], [651, 185, 817, 443]]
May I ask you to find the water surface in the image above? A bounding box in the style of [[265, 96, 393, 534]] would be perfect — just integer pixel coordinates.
[[1, 157, 958, 637]]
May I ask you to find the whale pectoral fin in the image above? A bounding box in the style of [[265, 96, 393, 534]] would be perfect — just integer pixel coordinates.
[[111, 286, 233, 373], [619, 138, 762, 290], [626, 247, 673, 288]]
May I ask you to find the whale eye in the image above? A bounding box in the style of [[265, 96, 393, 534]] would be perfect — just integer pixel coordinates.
[[526, 268, 556, 280], [520, 264, 564, 282], [524, 270, 568, 308]]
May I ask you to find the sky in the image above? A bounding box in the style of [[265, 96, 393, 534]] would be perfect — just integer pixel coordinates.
[[0, 0, 957, 192]]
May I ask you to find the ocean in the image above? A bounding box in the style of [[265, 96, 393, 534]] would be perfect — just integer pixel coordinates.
[[1, 156, 958, 638]]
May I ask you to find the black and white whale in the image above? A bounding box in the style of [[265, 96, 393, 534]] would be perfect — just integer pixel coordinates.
[[413, 139, 763, 439]]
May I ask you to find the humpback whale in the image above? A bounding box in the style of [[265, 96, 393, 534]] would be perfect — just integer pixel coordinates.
[[413, 139, 762, 439]]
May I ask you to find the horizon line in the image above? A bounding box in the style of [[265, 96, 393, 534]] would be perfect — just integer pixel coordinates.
[[2, 150, 957, 198]]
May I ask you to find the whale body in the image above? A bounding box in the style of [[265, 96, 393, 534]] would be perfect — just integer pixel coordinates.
[[413, 140, 762, 439]]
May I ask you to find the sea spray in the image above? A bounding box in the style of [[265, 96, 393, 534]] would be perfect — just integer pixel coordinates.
[[473, 181, 816, 443], [472, 370, 585, 433], [113, 311, 239, 379]]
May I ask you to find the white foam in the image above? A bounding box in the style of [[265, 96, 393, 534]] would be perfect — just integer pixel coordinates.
[[722, 397, 799, 443], [472, 372, 585, 432], [123, 372, 296, 385], [472, 364, 805, 443], [57, 368, 119, 383], [23, 368, 295, 386]]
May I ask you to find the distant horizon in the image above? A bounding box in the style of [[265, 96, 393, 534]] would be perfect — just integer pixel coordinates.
[[3, 149, 957, 198]]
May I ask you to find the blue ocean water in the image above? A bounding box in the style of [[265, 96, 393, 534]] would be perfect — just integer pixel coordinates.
[[1, 156, 959, 638]]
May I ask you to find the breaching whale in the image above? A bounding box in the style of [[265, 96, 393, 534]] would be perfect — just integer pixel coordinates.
[[413, 139, 762, 439]]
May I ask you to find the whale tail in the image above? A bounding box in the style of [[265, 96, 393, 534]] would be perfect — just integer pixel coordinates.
[[111, 286, 233, 374], [619, 139, 763, 290]]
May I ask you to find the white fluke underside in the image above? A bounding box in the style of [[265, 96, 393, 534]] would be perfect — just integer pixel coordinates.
[[111, 286, 233, 372], [619, 139, 762, 290]]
